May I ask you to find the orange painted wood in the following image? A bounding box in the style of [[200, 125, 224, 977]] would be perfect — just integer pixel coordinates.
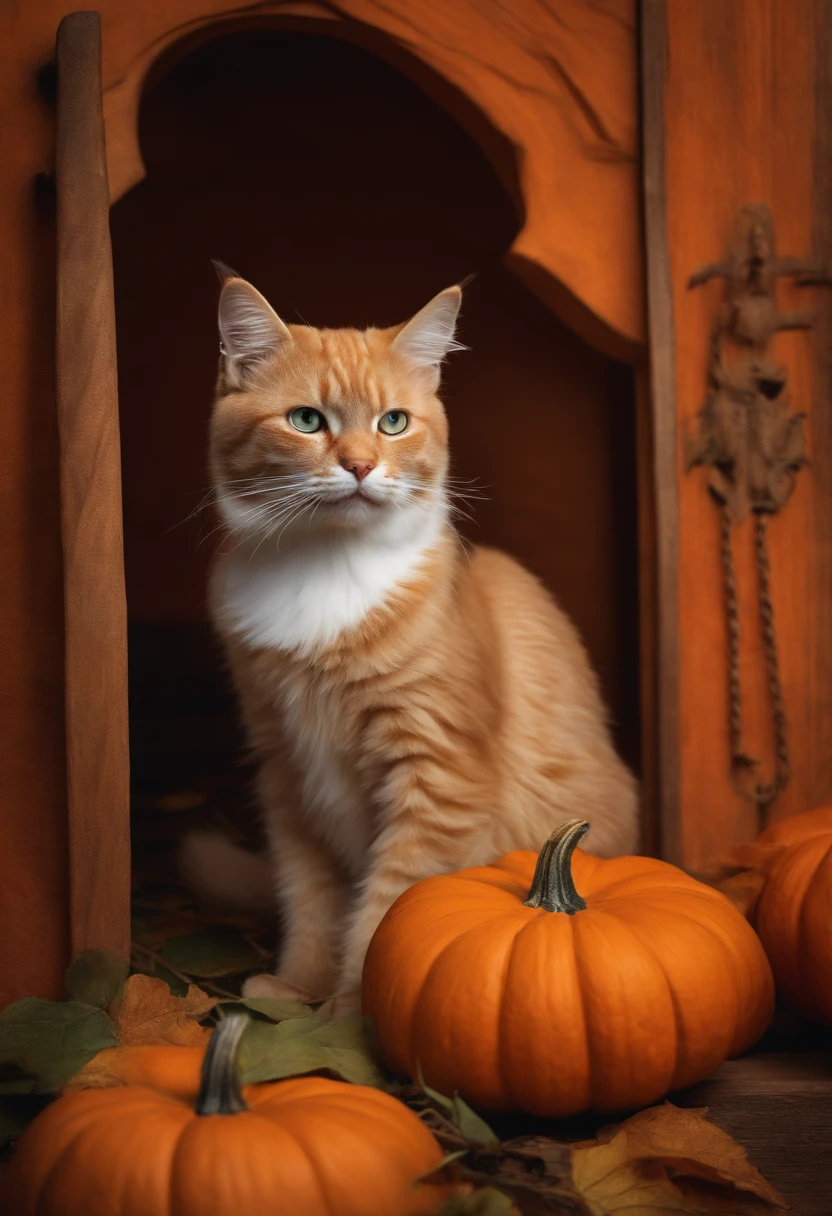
[[658, 0, 832, 869], [56, 12, 130, 960], [0, 0, 642, 1001], [640, 0, 679, 863], [97, 0, 643, 358]]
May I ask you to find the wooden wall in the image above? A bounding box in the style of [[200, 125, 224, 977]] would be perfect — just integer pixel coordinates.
[[643, 0, 832, 868]]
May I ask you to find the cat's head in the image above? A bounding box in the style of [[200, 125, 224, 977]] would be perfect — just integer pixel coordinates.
[[209, 268, 464, 545]]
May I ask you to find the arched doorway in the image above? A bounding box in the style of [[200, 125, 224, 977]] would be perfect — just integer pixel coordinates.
[[111, 29, 640, 844]]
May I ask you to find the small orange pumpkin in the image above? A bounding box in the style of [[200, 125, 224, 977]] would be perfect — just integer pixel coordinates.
[[753, 805, 832, 1023], [363, 820, 775, 1117], [4, 1014, 448, 1216]]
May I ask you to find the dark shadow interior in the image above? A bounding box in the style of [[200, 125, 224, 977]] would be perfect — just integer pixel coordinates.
[[111, 30, 641, 831]]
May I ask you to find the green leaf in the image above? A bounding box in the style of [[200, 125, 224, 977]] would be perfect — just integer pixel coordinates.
[[152, 963, 189, 998], [239, 997, 315, 1022], [417, 1067, 454, 1112], [417, 1067, 500, 1150], [159, 930, 260, 978], [0, 1076, 38, 1096], [0, 999, 117, 1090], [65, 950, 129, 1009], [438, 1188, 514, 1215], [213, 998, 317, 1024], [450, 1094, 500, 1150], [416, 1150, 468, 1182], [238, 1012, 387, 1088]]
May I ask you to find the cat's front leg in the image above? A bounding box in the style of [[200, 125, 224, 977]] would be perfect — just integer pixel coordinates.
[[242, 812, 349, 1003], [331, 812, 486, 1016]]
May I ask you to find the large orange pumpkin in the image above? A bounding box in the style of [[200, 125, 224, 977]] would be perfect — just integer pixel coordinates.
[[3, 1014, 448, 1216], [362, 820, 775, 1117], [753, 805, 832, 1023]]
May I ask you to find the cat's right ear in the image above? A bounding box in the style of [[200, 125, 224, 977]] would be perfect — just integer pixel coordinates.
[[214, 264, 292, 388]]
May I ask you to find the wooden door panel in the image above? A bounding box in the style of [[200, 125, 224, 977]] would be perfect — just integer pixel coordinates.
[[642, 0, 832, 867]]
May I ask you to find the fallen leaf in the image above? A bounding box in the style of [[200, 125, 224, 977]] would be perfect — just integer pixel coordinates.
[[572, 1104, 787, 1214], [234, 997, 315, 1022], [65, 951, 129, 1010], [114, 975, 216, 1046], [0, 1077, 37, 1097], [417, 1072, 500, 1151], [159, 929, 260, 978], [151, 963, 190, 998], [593, 1105, 785, 1206], [573, 1150, 697, 1215], [695, 841, 789, 921], [0, 999, 117, 1090], [238, 1011, 386, 1088], [711, 869, 768, 919]]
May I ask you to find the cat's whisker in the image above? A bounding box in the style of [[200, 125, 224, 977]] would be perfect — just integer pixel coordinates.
[[195, 492, 311, 551], [165, 488, 223, 533], [273, 498, 320, 553]]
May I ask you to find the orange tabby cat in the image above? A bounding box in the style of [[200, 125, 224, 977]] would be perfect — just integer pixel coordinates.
[[182, 270, 638, 1015]]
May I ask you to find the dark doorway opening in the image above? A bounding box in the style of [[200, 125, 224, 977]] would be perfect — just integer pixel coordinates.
[[111, 29, 640, 916]]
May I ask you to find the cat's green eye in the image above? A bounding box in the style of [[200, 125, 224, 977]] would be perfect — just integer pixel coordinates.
[[289, 407, 326, 434], [378, 410, 409, 436]]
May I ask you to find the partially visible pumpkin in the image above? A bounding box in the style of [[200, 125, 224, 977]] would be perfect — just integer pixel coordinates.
[[4, 1014, 448, 1216], [753, 805, 832, 1023], [362, 820, 775, 1117]]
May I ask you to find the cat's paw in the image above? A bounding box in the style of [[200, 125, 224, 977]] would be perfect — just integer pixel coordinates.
[[241, 973, 315, 1003], [329, 988, 362, 1018]]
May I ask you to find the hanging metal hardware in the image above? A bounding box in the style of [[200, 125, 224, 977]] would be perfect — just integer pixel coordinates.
[[686, 203, 831, 825]]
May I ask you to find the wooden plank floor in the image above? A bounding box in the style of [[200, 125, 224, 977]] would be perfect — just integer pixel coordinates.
[[674, 1049, 832, 1215]]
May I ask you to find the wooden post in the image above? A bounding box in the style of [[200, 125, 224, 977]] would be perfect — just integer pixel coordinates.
[[56, 11, 130, 959], [640, 0, 681, 864]]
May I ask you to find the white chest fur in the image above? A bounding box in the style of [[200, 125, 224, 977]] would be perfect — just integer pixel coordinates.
[[210, 500, 445, 656], [210, 501, 446, 871]]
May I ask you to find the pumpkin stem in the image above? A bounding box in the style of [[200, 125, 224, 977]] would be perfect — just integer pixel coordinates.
[[196, 1011, 249, 1116], [524, 819, 589, 914]]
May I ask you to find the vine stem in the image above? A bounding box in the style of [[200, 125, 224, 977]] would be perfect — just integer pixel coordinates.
[[524, 820, 589, 914], [196, 1012, 249, 1116]]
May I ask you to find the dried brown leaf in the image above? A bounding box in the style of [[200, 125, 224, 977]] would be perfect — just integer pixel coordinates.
[[572, 1104, 787, 1214], [114, 974, 216, 1046], [695, 839, 792, 920], [711, 869, 769, 918], [598, 1105, 784, 1205]]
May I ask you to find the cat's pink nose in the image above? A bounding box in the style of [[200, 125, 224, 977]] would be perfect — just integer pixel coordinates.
[[342, 459, 373, 482]]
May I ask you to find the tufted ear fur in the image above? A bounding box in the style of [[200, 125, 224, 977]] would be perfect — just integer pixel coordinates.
[[214, 262, 292, 387], [391, 285, 465, 386]]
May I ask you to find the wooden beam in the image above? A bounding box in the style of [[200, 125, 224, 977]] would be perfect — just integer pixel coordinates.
[[640, 0, 681, 863], [56, 11, 130, 960]]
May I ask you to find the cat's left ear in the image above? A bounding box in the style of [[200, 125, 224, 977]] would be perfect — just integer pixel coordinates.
[[391, 285, 465, 386]]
